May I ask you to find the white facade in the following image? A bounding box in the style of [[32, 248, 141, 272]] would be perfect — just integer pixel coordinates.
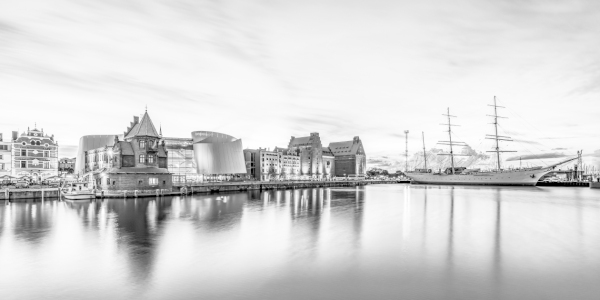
[[191, 131, 246, 176], [0, 138, 11, 176]]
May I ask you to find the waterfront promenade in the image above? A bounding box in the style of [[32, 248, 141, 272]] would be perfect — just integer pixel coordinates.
[[1, 180, 401, 201]]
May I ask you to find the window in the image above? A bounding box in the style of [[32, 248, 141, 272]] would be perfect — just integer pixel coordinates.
[[106, 178, 110, 185], [36, 141, 41, 146], [163, 180, 166, 185], [139, 140, 146, 149], [43, 162, 50, 169], [31, 141, 35, 145], [20, 161, 26, 168], [0, 145, 7, 150], [21, 149, 26, 156], [0, 163, 4, 170], [148, 155, 154, 163], [138, 179, 143, 185], [139, 154, 146, 163], [149, 178, 158, 186], [44, 151, 49, 157], [0, 155, 2, 159]]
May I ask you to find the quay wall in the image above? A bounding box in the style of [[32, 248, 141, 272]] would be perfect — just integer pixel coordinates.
[[2, 181, 400, 201], [537, 181, 590, 187], [1, 188, 60, 201], [99, 180, 397, 198]]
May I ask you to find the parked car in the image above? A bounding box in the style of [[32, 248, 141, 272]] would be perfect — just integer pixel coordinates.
[[15, 180, 30, 189]]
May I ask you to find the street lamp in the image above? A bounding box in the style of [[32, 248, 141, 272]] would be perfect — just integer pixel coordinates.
[[404, 130, 409, 172]]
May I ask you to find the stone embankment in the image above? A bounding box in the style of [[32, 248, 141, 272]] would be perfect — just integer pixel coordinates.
[[2, 180, 402, 201]]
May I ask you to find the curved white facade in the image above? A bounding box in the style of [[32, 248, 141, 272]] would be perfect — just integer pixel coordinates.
[[191, 131, 246, 175]]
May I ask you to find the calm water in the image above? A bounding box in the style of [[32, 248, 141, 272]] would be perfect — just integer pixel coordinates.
[[1, 184, 600, 300]]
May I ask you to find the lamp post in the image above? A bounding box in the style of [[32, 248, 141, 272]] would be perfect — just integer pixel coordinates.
[[404, 130, 409, 173]]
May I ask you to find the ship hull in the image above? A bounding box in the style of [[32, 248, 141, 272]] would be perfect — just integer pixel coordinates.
[[406, 167, 553, 186]]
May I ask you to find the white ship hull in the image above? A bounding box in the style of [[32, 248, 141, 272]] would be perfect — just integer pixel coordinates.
[[62, 193, 95, 200], [406, 167, 554, 186]]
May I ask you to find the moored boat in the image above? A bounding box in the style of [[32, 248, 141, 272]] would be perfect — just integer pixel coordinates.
[[61, 182, 95, 200]]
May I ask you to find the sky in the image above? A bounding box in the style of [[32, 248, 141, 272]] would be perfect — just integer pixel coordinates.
[[1, 0, 599, 171]]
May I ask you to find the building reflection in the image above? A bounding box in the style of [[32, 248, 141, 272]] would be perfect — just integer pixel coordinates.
[[0, 200, 58, 243]]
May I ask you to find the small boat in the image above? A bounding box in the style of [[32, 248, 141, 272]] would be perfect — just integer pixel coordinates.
[[61, 182, 96, 200]]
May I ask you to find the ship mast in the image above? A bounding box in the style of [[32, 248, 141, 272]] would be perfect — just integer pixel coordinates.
[[486, 96, 516, 171], [422, 131, 427, 170], [438, 108, 465, 175]]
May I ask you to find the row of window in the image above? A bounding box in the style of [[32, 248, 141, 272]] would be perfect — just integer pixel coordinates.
[[139, 154, 156, 163], [14, 150, 55, 157], [102, 177, 164, 186], [14, 161, 53, 169], [0, 145, 8, 150]]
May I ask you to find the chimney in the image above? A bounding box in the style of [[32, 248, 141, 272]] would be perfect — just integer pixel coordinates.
[[12, 131, 17, 141], [0, 133, 2, 141]]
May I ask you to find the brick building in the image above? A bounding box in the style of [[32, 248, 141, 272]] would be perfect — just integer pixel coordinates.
[[85, 111, 172, 191], [11, 127, 59, 181], [287, 132, 330, 180], [328, 136, 366, 178]]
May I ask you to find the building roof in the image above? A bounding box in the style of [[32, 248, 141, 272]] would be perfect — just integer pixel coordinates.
[[322, 147, 335, 156], [273, 147, 288, 153], [289, 136, 311, 146], [329, 138, 364, 156], [125, 112, 160, 139], [116, 141, 135, 155]]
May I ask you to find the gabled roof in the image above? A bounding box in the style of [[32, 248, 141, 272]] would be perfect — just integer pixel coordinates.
[[125, 112, 159, 139], [322, 147, 335, 156], [116, 141, 135, 155], [289, 136, 310, 146], [329, 139, 364, 156]]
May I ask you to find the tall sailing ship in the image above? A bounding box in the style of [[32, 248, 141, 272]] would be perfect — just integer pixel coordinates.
[[405, 97, 577, 186]]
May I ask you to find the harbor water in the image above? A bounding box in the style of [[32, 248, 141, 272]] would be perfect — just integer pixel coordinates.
[[1, 184, 599, 299]]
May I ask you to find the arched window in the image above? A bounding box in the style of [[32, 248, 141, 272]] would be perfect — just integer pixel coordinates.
[[31, 141, 35, 145], [36, 141, 41, 146], [139, 154, 146, 163]]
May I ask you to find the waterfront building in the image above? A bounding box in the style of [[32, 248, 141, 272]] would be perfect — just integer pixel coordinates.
[[243, 148, 300, 181], [163, 137, 198, 184], [11, 127, 59, 181], [328, 136, 367, 178], [287, 132, 326, 179], [84, 111, 172, 191], [322, 147, 336, 179], [191, 131, 246, 181], [0, 133, 12, 177], [278, 148, 301, 180], [58, 157, 75, 173], [75, 134, 121, 175]]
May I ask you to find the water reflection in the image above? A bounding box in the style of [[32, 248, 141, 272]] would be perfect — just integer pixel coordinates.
[[1, 185, 600, 300]]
